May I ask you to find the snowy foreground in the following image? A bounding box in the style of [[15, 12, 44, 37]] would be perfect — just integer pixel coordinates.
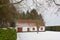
[[17, 31, 60, 40]]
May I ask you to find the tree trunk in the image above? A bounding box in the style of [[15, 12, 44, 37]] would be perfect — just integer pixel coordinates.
[[2, 19, 9, 28]]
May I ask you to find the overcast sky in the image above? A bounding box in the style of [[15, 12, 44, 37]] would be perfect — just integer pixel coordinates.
[[10, 0, 60, 26]]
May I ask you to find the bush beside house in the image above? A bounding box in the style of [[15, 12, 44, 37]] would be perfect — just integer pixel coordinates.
[[0, 28, 16, 40]]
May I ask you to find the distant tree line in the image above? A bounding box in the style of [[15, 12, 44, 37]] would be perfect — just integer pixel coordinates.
[[17, 9, 43, 20]]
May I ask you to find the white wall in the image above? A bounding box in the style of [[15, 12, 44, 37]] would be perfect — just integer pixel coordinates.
[[39, 26, 45, 31], [16, 23, 45, 32]]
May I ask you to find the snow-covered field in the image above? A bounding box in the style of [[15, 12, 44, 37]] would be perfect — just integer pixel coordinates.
[[17, 31, 60, 40]]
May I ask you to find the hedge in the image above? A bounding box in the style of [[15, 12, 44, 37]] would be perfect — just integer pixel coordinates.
[[45, 26, 60, 31], [0, 28, 16, 40]]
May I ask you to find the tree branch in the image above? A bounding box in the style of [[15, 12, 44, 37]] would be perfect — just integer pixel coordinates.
[[10, 0, 23, 4], [0, 0, 23, 7], [53, 0, 60, 6]]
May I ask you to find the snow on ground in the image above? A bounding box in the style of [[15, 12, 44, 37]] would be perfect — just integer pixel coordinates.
[[17, 31, 60, 40]]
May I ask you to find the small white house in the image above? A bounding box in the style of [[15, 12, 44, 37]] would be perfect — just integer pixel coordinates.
[[15, 20, 45, 32]]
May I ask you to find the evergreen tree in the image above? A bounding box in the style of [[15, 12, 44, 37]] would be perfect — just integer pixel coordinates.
[[21, 12, 26, 19], [26, 11, 30, 19], [39, 14, 43, 20], [30, 9, 38, 20]]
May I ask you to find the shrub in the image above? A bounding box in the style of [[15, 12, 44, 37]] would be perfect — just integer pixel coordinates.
[[0, 28, 16, 40]]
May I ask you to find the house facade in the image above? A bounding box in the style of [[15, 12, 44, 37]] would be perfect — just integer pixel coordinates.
[[15, 20, 45, 32]]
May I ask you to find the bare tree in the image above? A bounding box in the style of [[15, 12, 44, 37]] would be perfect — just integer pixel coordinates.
[[0, 0, 24, 27]]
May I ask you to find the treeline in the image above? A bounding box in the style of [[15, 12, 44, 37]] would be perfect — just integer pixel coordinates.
[[17, 9, 43, 20]]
